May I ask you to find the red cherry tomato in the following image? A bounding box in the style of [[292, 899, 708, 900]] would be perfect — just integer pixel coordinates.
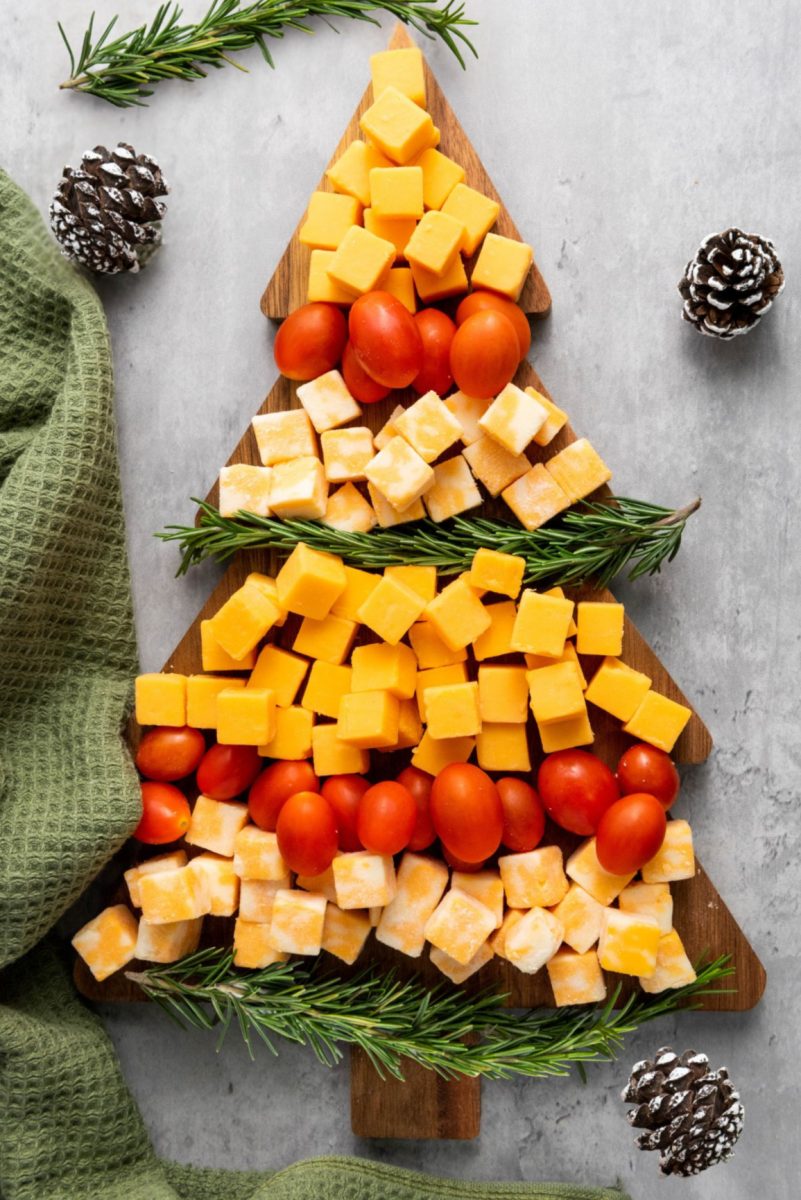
[[135, 726, 206, 782], [321, 774, 370, 851], [196, 744, 262, 801], [496, 777, 546, 852], [442, 846, 487, 873], [449, 310, 519, 399], [357, 781, 417, 855], [617, 744, 680, 810], [134, 782, 191, 844], [348, 291, 423, 388], [341, 339, 391, 404], [537, 750, 619, 836], [455, 291, 531, 360], [274, 302, 347, 381], [411, 308, 456, 395], [276, 790, 338, 876], [396, 766, 436, 851], [595, 793, 667, 875], [248, 761, 320, 831], [430, 763, 503, 863]]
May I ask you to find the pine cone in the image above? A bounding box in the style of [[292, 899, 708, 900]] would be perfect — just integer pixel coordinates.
[[678, 228, 784, 339], [622, 1047, 744, 1176], [50, 143, 169, 275]]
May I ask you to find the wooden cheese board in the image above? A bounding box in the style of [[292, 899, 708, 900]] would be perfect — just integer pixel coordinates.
[[76, 23, 765, 1143]]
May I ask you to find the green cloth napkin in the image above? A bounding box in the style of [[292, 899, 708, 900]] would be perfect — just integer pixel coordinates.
[[0, 171, 630, 1200]]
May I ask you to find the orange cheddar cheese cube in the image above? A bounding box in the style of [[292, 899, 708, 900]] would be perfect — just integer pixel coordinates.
[[382, 266, 417, 313], [425, 681, 481, 740], [218, 464, 273, 518], [125, 850, 188, 908], [416, 664, 469, 721], [384, 564, 438, 605], [527, 387, 568, 446], [72, 905, 139, 981], [365, 435, 434, 511], [478, 665, 528, 723], [409, 621, 467, 669], [472, 601, 517, 661], [252, 408, 317, 466], [619, 882, 673, 934], [527, 661, 586, 725], [370, 46, 426, 106], [187, 853, 240, 916], [330, 565, 379, 620], [527, 641, 586, 686], [276, 542, 346, 619], [321, 904, 372, 964], [311, 723, 369, 775], [424, 455, 483, 523], [301, 661, 352, 719], [424, 888, 497, 965], [248, 645, 308, 707], [356, 572, 427, 645], [500, 845, 569, 909], [547, 948, 607, 1007], [208, 579, 283, 661], [135, 916, 202, 964], [185, 795, 249, 858], [411, 147, 465, 210], [360, 85, 437, 164], [375, 852, 449, 957], [598, 909, 661, 977], [585, 657, 652, 722], [410, 731, 475, 776], [186, 674, 243, 729], [320, 427, 374, 483], [479, 383, 548, 456], [430, 941, 494, 984], [443, 390, 488, 445], [327, 139, 392, 206], [469, 548, 526, 599], [323, 483, 378, 533], [351, 641, 417, 699], [239, 877, 289, 924], [299, 190, 361, 249], [566, 837, 634, 906], [409, 251, 468, 302], [307, 249, 359, 304], [395, 391, 463, 463], [293, 613, 358, 666], [536, 711, 594, 753], [333, 851, 397, 909], [504, 907, 563, 975], [426, 577, 490, 651], [296, 369, 362, 434], [139, 866, 210, 925], [641, 819, 695, 883], [367, 482, 427, 528], [471, 233, 533, 301], [441, 183, 500, 256], [233, 918, 288, 968], [639, 928, 697, 993], [200, 620, 256, 672], [452, 869, 504, 928], [135, 673, 186, 727], [326, 224, 395, 294], [363, 209, 417, 258], [405, 210, 465, 276], [270, 889, 327, 955], [623, 691, 692, 753], [476, 723, 531, 772], [266, 457, 328, 521], [337, 690, 400, 749], [369, 165, 424, 219], [217, 686, 276, 746], [545, 437, 612, 503], [550, 883, 606, 954], [512, 590, 574, 658], [233, 827, 287, 881], [576, 601, 625, 656], [502, 463, 571, 530]]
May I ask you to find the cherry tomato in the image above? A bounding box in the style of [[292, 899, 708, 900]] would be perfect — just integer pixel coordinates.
[[274, 302, 347, 381], [455, 291, 531, 360], [276, 790, 338, 876], [348, 291, 423, 388], [135, 726, 206, 782], [496, 777, 546, 852], [134, 782, 191, 844], [596, 793, 667, 875], [617, 744, 680, 810], [249, 761, 320, 831], [356, 780, 417, 855], [537, 749, 619, 836], [196, 744, 262, 801], [396, 766, 436, 851], [411, 308, 456, 395], [430, 763, 503, 863], [322, 774, 370, 851], [449, 310, 519, 399], [442, 846, 487, 873], [341, 339, 391, 404]]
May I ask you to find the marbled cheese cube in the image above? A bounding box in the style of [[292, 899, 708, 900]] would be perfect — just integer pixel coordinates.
[[639, 928, 697, 993], [471, 601, 516, 661], [337, 689, 400, 749], [327, 225, 395, 294], [333, 852, 397, 909], [502, 464, 571, 530], [545, 438, 612, 503], [440, 183, 500, 256], [416, 664, 469, 721], [424, 455, 483, 523], [550, 883, 606, 954], [217, 687, 276, 746], [125, 850, 187, 908], [426, 577, 490, 651], [139, 866, 210, 925], [296, 370, 362, 433], [641, 819, 695, 883], [331, 565, 379, 620], [598, 909, 661, 977], [504, 907, 563, 975], [293, 612, 358, 666], [410, 732, 475, 776], [324, 483, 378, 533], [252, 408, 317, 465], [547, 948, 607, 1006], [187, 852, 240, 916], [360, 85, 437, 164], [135, 673, 186, 727], [185, 795, 250, 858], [233, 827, 287, 881], [444, 391, 487, 445], [367, 482, 426, 527], [527, 661, 586, 725], [307, 249, 360, 304], [311, 723, 369, 776], [471, 233, 533, 301], [430, 941, 494, 984], [489, 908, 525, 960], [365, 436, 434, 511], [576, 601, 625, 657], [425, 681, 481, 739], [357, 572, 427, 645], [233, 918, 288, 969], [259, 705, 315, 760], [352, 641, 417, 699], [218, 464, 273, 518], [277, 542, 346, 619], [72, 905, 139, 982], [327, 139, 393, 207], [270, 889, 327, 955], [268, 457, 328, 521], [238, 877, 289, 924], [409, 621, 467, 669], [322, 904, 372, 964], [200, 621, 257, 672], [623, 690, 692, 753], [405, 210, 465, 275], [500, 846, 569, 909], [135, 917, 202, 964], [299, 190, 362, 249], [295, 857, 340, 902], [373, 404, 406, 450], [527, 388, 568, 446], [376, 852, 449, 957], [395, 391, 462, 463], [301, 661, 352, 718], [618, 882, 673, 934], [536, 711, 595, 753], [462, 434, 530, 497], [511, 590, 574, 658], [370, 165, 424, 219], [451, 869, 504, 929], [412, 147, 465, 209], [320, 427, 374, 482], [479, 384, 548, 456], [477, 665, 528, 723], [410, 253, 468, 303], [584, 657, 652, 723], [249, 645, 308, 707], [566, 837, 634, 906], [424, 888, 497, 966]]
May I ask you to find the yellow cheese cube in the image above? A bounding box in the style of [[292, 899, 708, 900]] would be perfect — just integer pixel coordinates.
[[218, 464, 273, 518], [135, 673, 186, 727], [135, 916, 202, 964], [185, 795, 250, 857], [384, 564, 438, 606], [416, 664, 469, 721], [293, 613, 358, 665], [200, 621, 256, 672], [125, 851, 188, 908], [527, 661, 586, 725], [365, 435, 434, 511], [351, 641, 417, 699], [479, 383, 548, 456], [424, 455, 483, 523], [410, 731, 475, 775], [375, 852, 449, 956], [251, 408, 317, 466], [426, 577, 491, 651], [425, 681, 481, 740], [307, 249, 359, 304], [527, 642, 586, 687], [239, 877, 289, 923], [526, 388, 568, 446], [395, 391, 463, 463], [550, 883, 606, 954], [323, 482, 378, 532], [139, 866, 210, 925], [367, 481, 426, 527], [326, 224, 395, 294], [187, 674, 244, 729], [296, 369, 362, 434], [545, 438, 612, 502], [301, 661, 352, 718], [504, 907, 564, 975], [536, 710, 595, 752], [477, 665, 528, 723], [186, 853, 240, 916], [430, 941, 494, 984], [410, 252, 468, 302], [373, 403, 406, 450], [411, 147, 465, 210], [502, 464, 571, 530], [452, 869, 504, 928], [217, 686, 276, 746], [500, 846, 568, 908], [248, 645, 308, 707], [489, 908, 526, 960], [233, 918, 288, 969], [441, 183, 500, 256], [585, 657, 652, 722], [619, 882, 673, 934], [469, 548, 526, 599], [319, 427, 374, 483], [321, 904, 372, 964], [392, 697, 424, 750], [382, 266, 417, 312], [547, 948, 607, 1006], [471, 601, 516, 661], [299, 190, 362, 249], [333, 851, 397, 909], [330, 565, 379, 620], [356, 572, 427, 645], [327, 139, 393, 206], [370, 166, 424, 219], [360, 86, 437, 164], [641, 819, 695, 883], [424, 888, 497, 965], [405, 210, 464, 276], [566, 837, 634, 906], [276, 542, 346, 620], [576, 602, 625, 657], [208, 580, 283, 662], [462, 434, 529, 498], [477, 721, 531, 771], [639, 928, 697, 993], [311, 723, 369, 775], [363, 210, 417, 259], [623, 691, 692, 753], [259, 706, 314, 760], [512, 590, 574, 658], [233, 827, 288, 881], [72, 905, 139, 981], [541, 586, 578, 627], [471, 233, 533, 301], [409, 621, 467, 669], [370, 46, 426, 106], [443, 391, 487, 445], [338, 690, 399, 749], [270, 888, 327, 955], [598, 909, 661, 977]]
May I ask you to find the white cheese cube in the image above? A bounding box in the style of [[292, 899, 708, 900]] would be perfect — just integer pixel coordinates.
[[639, 928, 697, 993], [618, 882, 673, 934], [550, 882, 605, 953], [451, 869, 504, 929], [547, 948, 607, 1006], [598, 909, 660, 977], [365, 436, 434, 511], [139, 866, 210, 925], [565, 837, 634, 906], [321, 904, 372, 964], [499, 846, 569, 909], [219, 464, 273, 518], [641, 820, 695, 883], [252, 408, 317, 464], [424, 887, 496, 966], [233, 827, 288, 881], [333, 851, 397, 909], [186, 852, 240, 916], [233, 918, 288, 968], [238, 877, 289, 923], [72, 904, 138, 982], [185, 796, 250, 858], [430, 940, 494, 984], [462, 435, 530, 497], [367, 481, 426, 528], [375, 852, 449, 957], [270, 889, 327, 955], [296, 369, 362, 432], [423, 454, 483, 523], [478, 383, 548, 456], [125, 850, 187, 908], [373, 404, 405, 451], [321, 427, 375, 482], [489, 908, 525, 960], [395, 390, 463, 463], [135, 917, 203, 964], [323, 483, 377, 532], [443, 391, 488, 445], [504, 907, 563, 975], [268, 456, 328, 520]]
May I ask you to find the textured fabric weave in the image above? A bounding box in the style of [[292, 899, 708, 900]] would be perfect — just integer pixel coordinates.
[[0, 171, 629, 1200]]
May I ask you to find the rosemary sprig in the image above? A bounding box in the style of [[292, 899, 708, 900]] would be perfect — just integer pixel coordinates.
[[127, 950, 733, 1080], [156, 496, 701, 587], [58, 0, 478, 107]]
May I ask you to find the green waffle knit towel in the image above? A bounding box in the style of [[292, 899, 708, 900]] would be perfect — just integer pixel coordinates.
[[0, 171, 629, 1200]]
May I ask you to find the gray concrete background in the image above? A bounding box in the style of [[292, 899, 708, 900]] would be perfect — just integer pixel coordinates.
[[3, 1, 799, 1195]]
